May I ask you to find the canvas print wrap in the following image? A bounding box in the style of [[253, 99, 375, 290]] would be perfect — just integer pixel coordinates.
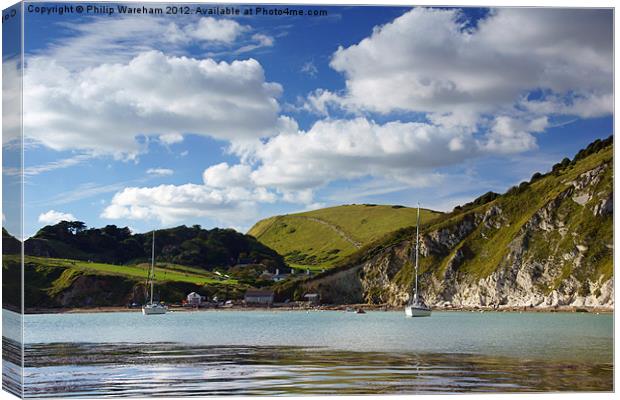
[[1, 1, 614, 397]]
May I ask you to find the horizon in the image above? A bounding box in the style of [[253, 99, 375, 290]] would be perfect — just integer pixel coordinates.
[[2, 4, 613, 239]]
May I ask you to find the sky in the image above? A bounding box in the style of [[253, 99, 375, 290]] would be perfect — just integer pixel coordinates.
[[1, 3, 614, 237]]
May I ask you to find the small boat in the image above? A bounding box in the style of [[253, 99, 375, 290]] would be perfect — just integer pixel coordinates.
[[355, 308, 366, 314], [405, 204, 432, 318], [143, 231, 167, 315]]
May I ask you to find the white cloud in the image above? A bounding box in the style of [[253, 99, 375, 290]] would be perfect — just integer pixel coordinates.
[[186, 17, 248, 43], [103, 162, 278, 225], [147, 168, 174, 177], [35, 181, 135, 207], [202, 163, 252, 188], [247, 118, 475, 192], [326, 8, 611, 119], [203, 115, 553, 205], [38, 210, 77, 225], [235, 33, 275, 54], [159, 133, 184, 145], [521, 93, 613, 119], [298, 8, 612, 161], [19, 154, 94, 177], [304, 89, 343, 116], [24, 51, 282, 158], [101, 183, 275, 226], [481, 116, 547, 154], [38, 16, 271, 69]]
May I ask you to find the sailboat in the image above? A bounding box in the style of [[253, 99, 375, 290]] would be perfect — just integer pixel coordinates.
[[142, 231, 167, 315], [405, 204, 432, 318]]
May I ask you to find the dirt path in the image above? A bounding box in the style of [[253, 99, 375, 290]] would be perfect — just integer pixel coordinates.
[[294, 216, 362, 249]]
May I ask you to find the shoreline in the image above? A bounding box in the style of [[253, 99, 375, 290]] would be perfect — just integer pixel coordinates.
[[17, 304, 614, 315]]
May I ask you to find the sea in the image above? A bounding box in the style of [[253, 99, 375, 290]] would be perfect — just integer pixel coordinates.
[[1, 309, 614, 397]]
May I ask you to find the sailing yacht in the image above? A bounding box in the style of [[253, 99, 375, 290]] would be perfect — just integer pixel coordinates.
[[142, 231, 167, 315], [405, 204, 432, 318]]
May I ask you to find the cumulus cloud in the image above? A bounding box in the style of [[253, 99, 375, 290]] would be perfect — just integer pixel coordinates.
[[38, 210, 77, 225], [24, 51, 282, 158], [481, 116, 547, 154], [202, 163, 253, 188], [325, 8, 611, 119], [247, 118, 475, 192], [186, 17, 249, 43], [103, 163, 277, 225], [194, 114, 552, 205], [101, 183, 276, 225], [147, 168, 174, 177], [163, 118, 472, 207]]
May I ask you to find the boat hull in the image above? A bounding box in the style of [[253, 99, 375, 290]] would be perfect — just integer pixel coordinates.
[[142, 305, 167, 315], [405, 305, 431, 317]]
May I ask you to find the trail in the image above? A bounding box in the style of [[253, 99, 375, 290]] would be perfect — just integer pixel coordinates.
[[293, 216, 362, 249]]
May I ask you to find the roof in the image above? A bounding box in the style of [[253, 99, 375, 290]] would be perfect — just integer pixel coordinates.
[[304, 293, 319, 298], [187, 292, 200, 297], [245, 289, 274, 297]]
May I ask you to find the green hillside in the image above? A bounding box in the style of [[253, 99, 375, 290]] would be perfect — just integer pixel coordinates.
[[248, 204, 442, 270], [280, 136, 613, 307], [2, 254, 244, 310], [18, 256, 237, 285]]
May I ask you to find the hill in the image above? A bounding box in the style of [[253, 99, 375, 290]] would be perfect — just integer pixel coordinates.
[[25, 224, 285, 271], [2, 254, 246, 310], [277, 136, 613, 309], [2, 228, 21, 255], [2, 224, 285, 310], [248, 204, 442, 270]]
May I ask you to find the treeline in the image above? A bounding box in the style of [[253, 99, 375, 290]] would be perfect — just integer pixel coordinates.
[[23, 222, 285, 271]]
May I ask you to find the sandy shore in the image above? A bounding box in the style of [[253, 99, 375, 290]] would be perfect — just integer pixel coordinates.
[[22, 304, 613, 314]]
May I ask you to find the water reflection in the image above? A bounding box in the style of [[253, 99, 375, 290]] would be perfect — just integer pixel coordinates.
[[6, 339, 612, 397]]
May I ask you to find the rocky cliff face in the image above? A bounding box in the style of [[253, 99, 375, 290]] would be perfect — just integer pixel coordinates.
[[301, 145, 613, 309]]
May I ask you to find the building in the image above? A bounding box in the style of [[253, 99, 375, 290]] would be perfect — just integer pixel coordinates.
[[186, 292, 203, 306], [304, 293, 320, 305], [271, 268, 290, 282], [244, 289, 274, 306]]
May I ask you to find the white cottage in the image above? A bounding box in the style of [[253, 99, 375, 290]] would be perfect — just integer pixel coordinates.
[[186, 292, 203, 306]]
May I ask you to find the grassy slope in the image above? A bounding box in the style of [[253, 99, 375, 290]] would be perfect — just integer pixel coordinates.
[[2, 255, 247, 309], [3, 256, 241, 308], [11, 255, 238, 286], [248, 204, 442, 270], [443, 145, 613, 284], [411, 145, 612, 291], [280, 142, 613, 302]]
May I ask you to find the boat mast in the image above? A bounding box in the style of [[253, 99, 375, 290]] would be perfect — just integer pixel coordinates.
[[150, 230, 155, 305], [414, 204, 420, 302]]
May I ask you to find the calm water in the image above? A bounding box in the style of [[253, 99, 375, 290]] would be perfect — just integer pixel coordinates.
[[2, 309, 614, 396]]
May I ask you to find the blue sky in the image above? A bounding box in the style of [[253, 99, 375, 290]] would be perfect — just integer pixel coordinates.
[[2, 3, 613, 237]]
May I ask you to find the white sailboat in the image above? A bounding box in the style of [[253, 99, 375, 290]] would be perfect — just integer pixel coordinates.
[[405, 204, 431, 318], [142, 231, 167, 315]]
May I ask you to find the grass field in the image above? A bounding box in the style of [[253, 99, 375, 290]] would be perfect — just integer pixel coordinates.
[[18, 256, 238, 285], [248, 204, 442, 269]]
